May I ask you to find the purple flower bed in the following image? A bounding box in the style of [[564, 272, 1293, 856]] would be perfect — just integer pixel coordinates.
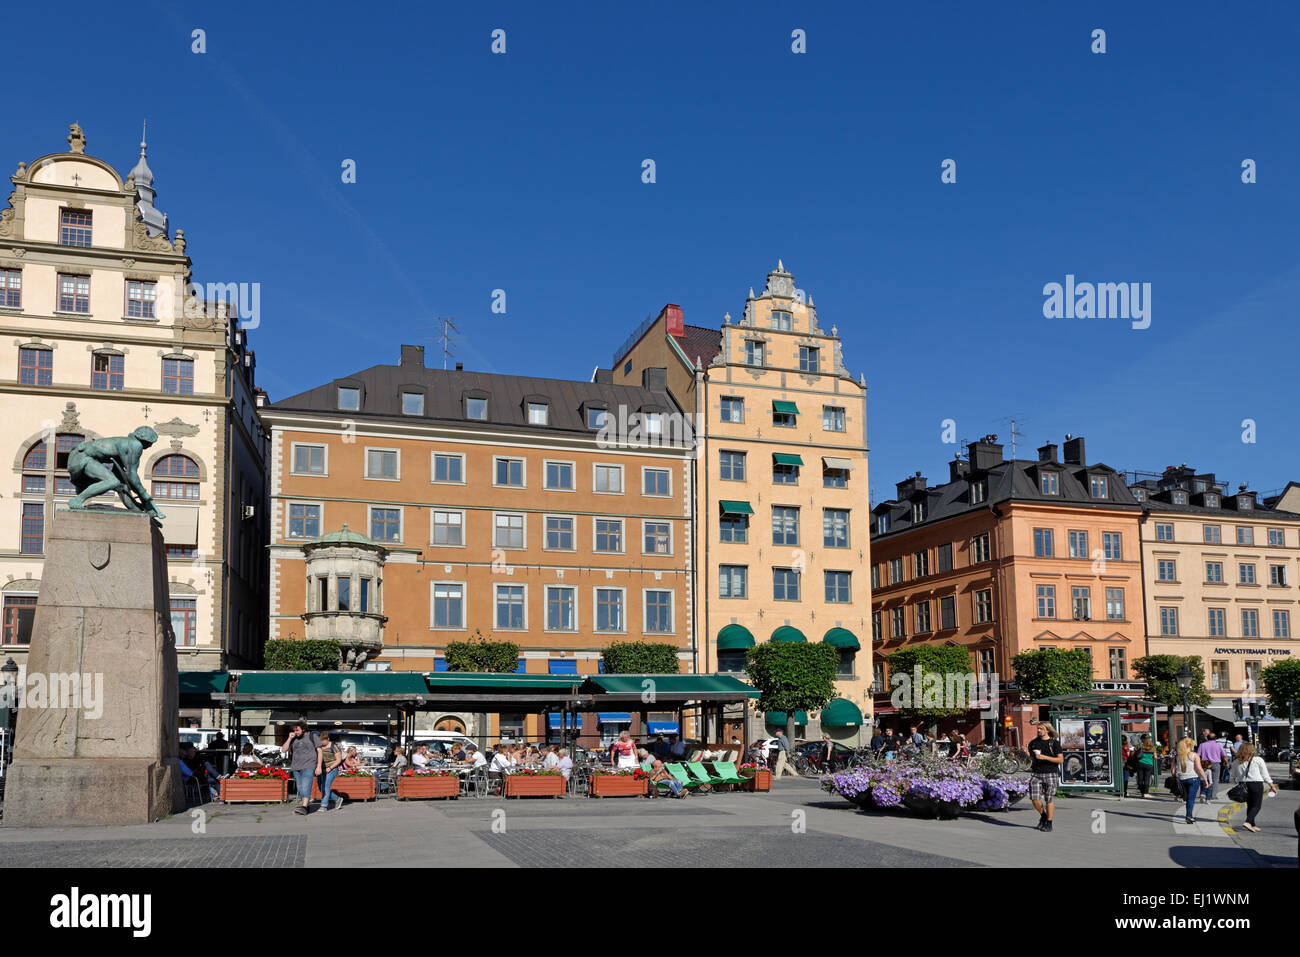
[[974, 776, 1030, 811], [825, 763, 1025, 818]]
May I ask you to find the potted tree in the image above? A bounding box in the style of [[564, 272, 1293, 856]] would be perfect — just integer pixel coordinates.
[[744, 642, 839, 783]]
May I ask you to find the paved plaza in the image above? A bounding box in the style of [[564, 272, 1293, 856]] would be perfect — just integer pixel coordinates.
[[0, 773, 1294, 868]]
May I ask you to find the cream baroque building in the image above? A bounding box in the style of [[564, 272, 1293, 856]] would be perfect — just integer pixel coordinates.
[[0, 124, 268, 689]]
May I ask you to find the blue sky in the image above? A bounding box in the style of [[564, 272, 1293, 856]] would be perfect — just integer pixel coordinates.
[[7, 1, 1299, 503]]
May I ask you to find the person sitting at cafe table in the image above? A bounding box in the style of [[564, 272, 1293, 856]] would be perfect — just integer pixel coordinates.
[[652, 735, 671, 759], [543, 746, 560, 769], [556, 748, 574, 780], [236, 743, 263, 770], [449, 742, 466, 762], [489, 745, 512, 773], [412, 745, 431, 769], [390, 746, 408, 774], [340, 746, 362, 772], [464, 745, 487, 768], [649, 759, 688, 799]]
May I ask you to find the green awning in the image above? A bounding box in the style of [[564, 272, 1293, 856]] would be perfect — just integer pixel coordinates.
[[424, 673, 581, 691], [232, 671, 431, 698], [770, 626, 807, 643], [822, 627, 860, 650], [179, 671, 229, 702], [765, 711, 808, 726], [583, 674, 760, 699], [772, 400, 799, 415], [719, 500, 754, 515], [772, 452, 804, 466], [820, 698, 863, 727], [717, 624, 756, 650]]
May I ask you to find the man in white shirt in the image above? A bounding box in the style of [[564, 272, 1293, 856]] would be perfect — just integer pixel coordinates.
[[543, 746, 560, 769], [412, 745, 430, 769], [465, 745, 487, 768], [489, 746, 511, 773]]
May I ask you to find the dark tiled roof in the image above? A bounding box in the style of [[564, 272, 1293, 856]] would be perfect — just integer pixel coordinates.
[[1129, 480, 1300, 521], [675, 324, 722, 367]]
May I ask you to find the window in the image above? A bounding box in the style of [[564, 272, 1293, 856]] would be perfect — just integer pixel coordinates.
[[337, 577, 352, 612], [433, 583, 463, 629], [586, 407, 607, 429], [770, 309, 792, 331], [940, 596, 956, 629], [970, 481, 986, 504], [151, 454, 200, 500], [494, 513, 525, 549], [1245, 660, 1262, 686], [1205, 561, 1223, 583], [975, 589, 993, 623], [432, 510, 464, 546], [1241, 608, 1259, 638], [336, 386, 360, 411], [495, 457, 524, 487], [1071, 586, 1092, 621], [1236, 527, 1253, 545], [1172, 491, 1187, 505], [20, 502, 44, 553], [402, 392, 424, 415], [772, 461, 798, 485], [1273, 609, 1290, 638], [58, 274, 90, 313], [822, 406, 845, 432], [1040, 471, 1059, 495], [0, 268, 21, 308], [293, 444, 326, 475], [432, 453, 463, 483], [888, 557, 904, 584], [870, 565, 880, 589], [720, 451, 746, 481], [288, 503, 320, 539], [915, 600, 932, 633], [466, 396, 488, 420], [719, 513, 748, 543], [744, 340, 766, 366], [877, 513, 890, 534], [1103, 532, 1122, 560], [1036, 585, 1056, 618], [872, 612, 882, 641], [546, 586, 576, 631], [773, 408, 795, 428], [1203, 524, 1221, 543], [1239, 563, 1256, 585], [643, 468, 670, 497], [366, 449, 399, 480], [369, 507, 401, 542], [125, 280, 156, 319], [1205, 494, 1219, 508], [1154, 523, 1174, 542], [911, 501, 927, 523], [1105, 587, 1125, 620], [1109, 648, 1127, 680], [1210, 659, 1230, 691], [772, 506, 799, 546], [594, 464, 623, 494], [170, 598, 197, 647], [18, 346, 52, 386], [644, 590, 673, 632], [937, 543, 954, 572], [543, 515, 575, 550], [642, 412, 663, 438], [59, 208, 92, 246], [2, 594, 38, 644], [527, 402, 549, 425], [1068, 530, 1089, 559], [912, 550, 929, 577], [1269, 564, 1288, 586], [979, 648, 995, 677], [891, 607, 905, 638], [798, 346, 819, 373], [90, 352, 125, 390], [1208, 607, 1226, 637], [720, 565, 748, 599], [972, 533, 990, 564], [496, 585, 526, 630], [166, 545, 197, 559], [773, 568, 800, 601], [596, 588, 624, 632], [825, 571, 851, 603], [824, 509, 850, 548], [162, 357, 194, 395], [643, 521, 671, 555], [1267, 528, 1285, 547], [1089, 475, 1108, 498], [1157, 559, 1177, 582], [1033, 528, 1054, 557], [823, 466, 848, 489], [720, 397, 743, 423], [1159, 607, 1179, 636], [594, 518, 623, 552]]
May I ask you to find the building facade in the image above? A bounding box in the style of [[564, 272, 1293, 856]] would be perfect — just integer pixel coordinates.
[[609, 263, 871, 743], [871, 435, 1145, 745], [261, 344, 694, 743], [0, 124, 268, 688]]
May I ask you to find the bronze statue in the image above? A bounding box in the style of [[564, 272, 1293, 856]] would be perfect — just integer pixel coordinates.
[[66, 427, 165, 519]]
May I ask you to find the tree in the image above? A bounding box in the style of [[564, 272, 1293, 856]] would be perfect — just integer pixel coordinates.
[[263, 639, 341, 671], [1010, 648, 1094, 703], [600, 641, 680, 674], [745, 642, 839, 742], [1260, 658, 1300, 719], [886, 645, 975, 721], [1132, 654, 1211, 711], [444, 629, 520, 673]]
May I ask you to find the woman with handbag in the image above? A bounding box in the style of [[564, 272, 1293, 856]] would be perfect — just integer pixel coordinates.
[[1174, 737, 1211, 824], [1130, 734, 1157, 799], [1229, 743, 1277, 832]]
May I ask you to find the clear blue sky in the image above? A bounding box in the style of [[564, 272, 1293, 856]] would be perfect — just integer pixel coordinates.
[[7, 1, 1299, 502]]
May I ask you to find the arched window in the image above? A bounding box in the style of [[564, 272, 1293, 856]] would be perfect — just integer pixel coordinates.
[[151, 454, 200, 501]]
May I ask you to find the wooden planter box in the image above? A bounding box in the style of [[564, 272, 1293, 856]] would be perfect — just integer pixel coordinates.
[[312, 775, 376, 801], [397, 775, 459, 800], [740, 769, 772, 792], [588, 775, 648, 798], [504, 774, 565, 798], [220, 777, 288, 804]]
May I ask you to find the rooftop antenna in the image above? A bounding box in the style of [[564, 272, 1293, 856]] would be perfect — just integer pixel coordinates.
[[431, 316, 460, 370], [999, 416, 1027, 460]]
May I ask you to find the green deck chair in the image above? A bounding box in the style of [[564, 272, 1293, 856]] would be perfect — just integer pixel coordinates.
[[666, 762, 710, 792], [686, 762, 728, 788], [711, 761, 747, 786]]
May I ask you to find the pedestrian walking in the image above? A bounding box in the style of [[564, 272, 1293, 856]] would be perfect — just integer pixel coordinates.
[[1174, 737, 1210, 824], [1195, 733, 1225, 803], [1127, 734, 1157, 798], [281, 721, 321, 815], [1026, 721, 1063, 832], [1229, 742, 1277, 833]]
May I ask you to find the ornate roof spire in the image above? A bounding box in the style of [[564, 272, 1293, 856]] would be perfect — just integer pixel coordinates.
[[130, 120, 169, 239]]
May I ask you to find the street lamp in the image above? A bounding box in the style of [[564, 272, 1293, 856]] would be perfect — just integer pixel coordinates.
[[1, 657, 18, 777], [1175, 663, 1194, 742]]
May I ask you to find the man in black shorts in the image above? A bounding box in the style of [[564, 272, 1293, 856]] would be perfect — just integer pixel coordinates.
[[1026, 721, 1064, 832]]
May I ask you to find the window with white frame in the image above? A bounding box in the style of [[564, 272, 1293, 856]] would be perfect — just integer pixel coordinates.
[[292, 444, 326, 475], [1241, 608, 1259, 638], [975, 588, 994, 623], [494, 512, 525, 548], [594, 464, 623, 493], [644, 590, 673, 633], [527, 402, 549, 425], [824, 509, 849, 548], [337, 387, 360, 411], [545, 460, 574, 490], [495, 584, 526, 630], [643, 467, 670, 497], [972, 533, 990, 563], [545, 515, 575, 550], [594, 518, 624, 552], [431, 509, 464, 546], [1103, 531, 1122, 560], [596, 588, 624, 632], [431, 452, 463, 483], [1089, 475, 1108, 498], [432, 582, 464, 629], [494, 457, 524, 487], [546, 586, 576, 631], [402, 392, 424, 415], [643, 521, 671, 555], [366, 448, 399, 480]]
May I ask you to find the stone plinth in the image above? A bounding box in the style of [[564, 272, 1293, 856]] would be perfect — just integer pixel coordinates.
[[3, 510, 183, 826]]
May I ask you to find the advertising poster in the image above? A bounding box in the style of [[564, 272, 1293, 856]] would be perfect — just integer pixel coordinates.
[[1058, 718, 1086, 783], [1056, 715, 1114, 787]]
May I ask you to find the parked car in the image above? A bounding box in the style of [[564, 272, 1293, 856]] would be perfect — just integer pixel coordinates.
[[319, 730, 390, 764], [407, 731, 483, 759]]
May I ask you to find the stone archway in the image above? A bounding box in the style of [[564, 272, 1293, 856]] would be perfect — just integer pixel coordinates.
[[434, 715, 466, 734]]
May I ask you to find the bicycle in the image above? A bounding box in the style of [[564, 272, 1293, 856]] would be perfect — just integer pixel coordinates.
[[974, 744, 1030, 775]]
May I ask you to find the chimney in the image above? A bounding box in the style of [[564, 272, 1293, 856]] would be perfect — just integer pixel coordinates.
[[592, 368, 614, 384], [1037, 443, 1058, 464], [662, 303, 684, 338], [896, 471, 927, 500], [1063, 435, 1086, 466], [949, 458, 970, 483], [968, 435, 1004, 471], [642, 367, 668, 392], [400, 344, 425, 368], [455, 362, 463, 371]]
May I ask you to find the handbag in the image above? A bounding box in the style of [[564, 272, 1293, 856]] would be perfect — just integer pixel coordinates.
[[1226, 758, 1253, 802], [1164, 774, 1183, 797]]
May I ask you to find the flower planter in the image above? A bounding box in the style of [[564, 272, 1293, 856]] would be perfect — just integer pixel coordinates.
[[220, 777, 288, 804], [397, 775, 459, 800], [312, 775, 376, 801], [740, 769, 772, 792], [589, 775, 648, 798], [504, 774, 565, 798], [902, 793, 963, 819]]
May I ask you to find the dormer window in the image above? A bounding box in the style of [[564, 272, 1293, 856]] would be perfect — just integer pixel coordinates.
[[401, 392, 424, 415], [466, 396, 488, 420], [1194, 480, 1207, 493], [1040, 471, 1059, 495], [771, 310, 792, 331], [1133, 488, 1146, 502], [527, 402, 549, 426], [877, 513, 890, 534], [59, 208, 92, 247], [970, 481, 986, 504], [798, 346, 820, 373], [1171, 490, 1188, 505], [1239, 496, 1253, 510], [1204, 493, 1219, 508], [912, 501, 927, 523], [337, 387, 360, 411], [1089, 475, 1109, 499], [745, 341, 766, 367], [586, 406, 607, 430]]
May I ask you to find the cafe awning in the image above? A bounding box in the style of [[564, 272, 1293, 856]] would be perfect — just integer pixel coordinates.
[[822, 456, 855, 470], [772, 400, 799, 415], [583, 674, 761, 700], [232, 671, 430, 699], [765, 711, 808, 726], [179, 671, 229, 707], [597, 712, 632, 723], [770, 625, 807, 643], [719, 500, 754, 515], [717, 623, 756, 650], [820, 698, 863, 727], [822, 627, 860, 650], [773, 452, 804, 466]]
